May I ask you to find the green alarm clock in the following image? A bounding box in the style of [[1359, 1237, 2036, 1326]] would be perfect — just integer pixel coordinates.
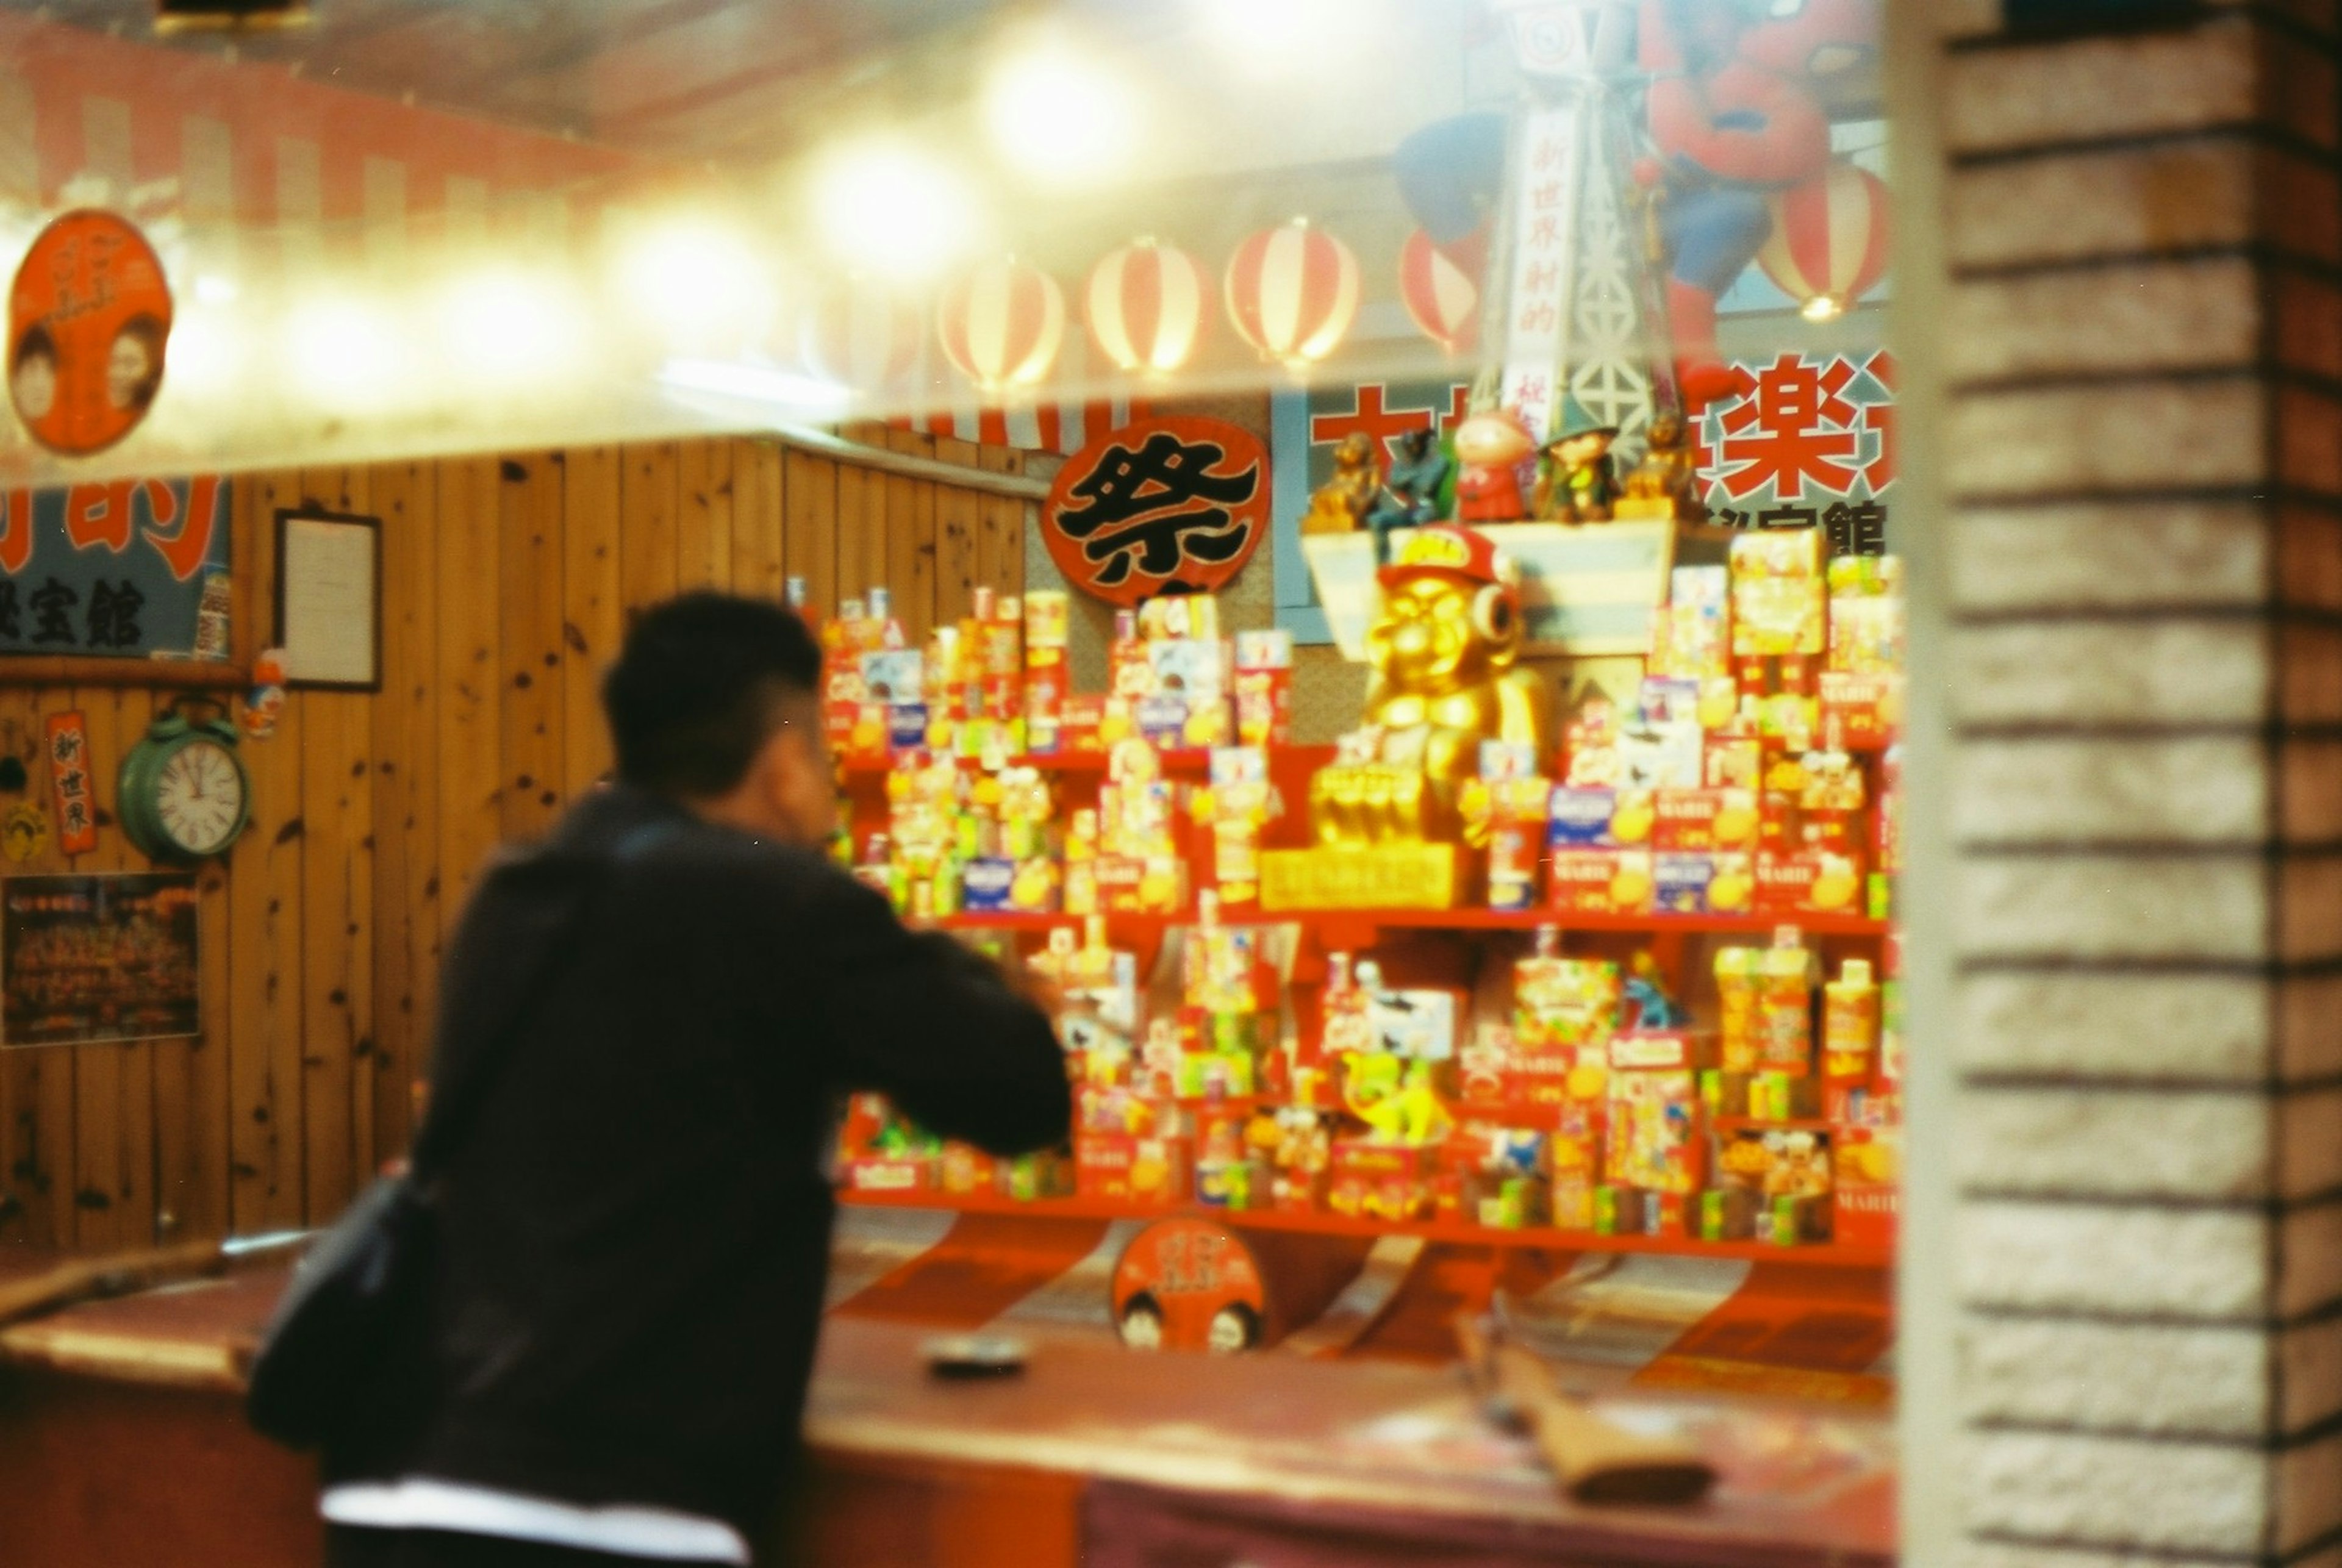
[[118, 699, 251, 864]]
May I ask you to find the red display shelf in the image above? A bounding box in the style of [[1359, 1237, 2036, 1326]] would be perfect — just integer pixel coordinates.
[[1713, 1116, 1840, 1135], [929, 907, 1888, 938], [837, 1185, 1893, 1269]]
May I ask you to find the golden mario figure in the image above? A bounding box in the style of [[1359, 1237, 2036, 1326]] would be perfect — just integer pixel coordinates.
[[1309, 526, 1556, 848]]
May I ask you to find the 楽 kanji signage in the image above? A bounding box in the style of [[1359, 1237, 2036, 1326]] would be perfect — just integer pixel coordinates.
[[1042, 416, 1269, 607], [0, 475, 232, 659], [1699, 349, 1896, 556]]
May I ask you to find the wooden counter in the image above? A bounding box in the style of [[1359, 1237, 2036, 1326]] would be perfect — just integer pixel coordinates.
[[0, 1254, 1896, 1567]]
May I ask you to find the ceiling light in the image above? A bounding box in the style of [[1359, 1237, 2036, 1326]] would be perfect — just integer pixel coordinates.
[[983, 42, 1134, 187], [811, 142, 978, 283]]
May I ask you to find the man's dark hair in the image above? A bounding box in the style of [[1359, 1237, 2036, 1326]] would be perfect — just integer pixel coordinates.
[[603, 592, 822, 798]]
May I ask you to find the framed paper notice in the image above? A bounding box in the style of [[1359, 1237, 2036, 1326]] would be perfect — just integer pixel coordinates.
[[275, 507, 381, 690]]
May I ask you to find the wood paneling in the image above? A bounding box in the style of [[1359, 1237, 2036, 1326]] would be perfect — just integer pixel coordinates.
[[0, 432, 1025, 1251]]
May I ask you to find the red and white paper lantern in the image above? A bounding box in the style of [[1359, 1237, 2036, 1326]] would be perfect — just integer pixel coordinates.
[[798, 274, 920, 390], [1758, 160, 1890, 320], [1085, 239, 1207, 375], [1397, 227, 1483, 356], [937, 256, 1066, 392], [1223, 218, 1359, 368]]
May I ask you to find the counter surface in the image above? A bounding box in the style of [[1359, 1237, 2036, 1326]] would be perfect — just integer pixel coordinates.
[[0, 1250, 1894, 1567]]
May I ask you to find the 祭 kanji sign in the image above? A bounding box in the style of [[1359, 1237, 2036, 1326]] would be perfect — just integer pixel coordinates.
[[0, 475, 232, 659], [1042, 415, 1270, 606], [1696, 349, 1896, 557]]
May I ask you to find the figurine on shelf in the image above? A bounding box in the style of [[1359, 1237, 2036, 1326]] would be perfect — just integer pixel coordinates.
[[1346, 1053, 1455, 1145], [1532, 396, 1620, 523], [1307, 526, 1556, 848], [1616, 406, 1702, 520], [1452, 408, 1536, 524], [1302, 431, 1380, 535], [1622, 951, 1689, 1030], [1364, 428, 1452, 562]]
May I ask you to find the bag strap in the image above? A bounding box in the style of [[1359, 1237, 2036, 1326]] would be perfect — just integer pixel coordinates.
[[408, 819, 679, 1183]]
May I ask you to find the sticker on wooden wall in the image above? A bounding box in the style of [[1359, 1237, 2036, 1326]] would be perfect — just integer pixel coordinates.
[[8, 210, 174, 457], [2, 800, 49, 864], [44, 709, 96, 856], [1040, 415, 1269, 607]]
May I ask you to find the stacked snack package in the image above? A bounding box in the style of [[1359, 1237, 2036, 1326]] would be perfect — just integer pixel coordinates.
[[1201, 747, 1272, 911], [1022, 590, 1071, 753], [1086, 736, 1188, 915]]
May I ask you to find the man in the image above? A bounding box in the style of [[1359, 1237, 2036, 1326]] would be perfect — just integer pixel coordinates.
[[321, 592, 1073, 1567]]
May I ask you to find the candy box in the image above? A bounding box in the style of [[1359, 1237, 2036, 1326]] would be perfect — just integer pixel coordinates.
[[1514, 955, 1620, 1054], [1562, 692, 1624, 786], [1548, 848, 1654, 916], [1821, 668, 1902, 751], [1833, 1126, 1900, 1246], [1706, 736, 1763, 790], [1755, 847, 1866, 917], [1605, 1033, 1712, 1195], [1731, 527, 1825, 656], [1364, 984, 1464, 1061], [941, 1143, 998, 1195], [999, 1150, 1075, 1202], [1060, 693, 1106, 755], [843, 1155, 939, 1194], [1025, 589, 1070, 648], [1233, 629, 1294, 747], [1652, 788, 1759, 851], [1548, 787, 1625, 848], [1075, 1133, 1189, 1204], [1654, 852, 1716, 915], [1484, 776, 1553, 911], [959, 856, 1018, 912], [1716, 1127, 1832, 1203], [1618, 714, 1704, 791]]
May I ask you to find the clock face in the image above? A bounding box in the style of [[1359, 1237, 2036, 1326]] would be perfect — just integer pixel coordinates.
[[154, 738, 246, 857]]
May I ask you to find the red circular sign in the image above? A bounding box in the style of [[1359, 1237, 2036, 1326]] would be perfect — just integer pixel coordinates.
[[9, 210, 174, 457], [1041, 415, 1269, 606]]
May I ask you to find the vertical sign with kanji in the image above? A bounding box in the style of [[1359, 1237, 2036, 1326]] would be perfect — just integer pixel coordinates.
[[1697, 349, 1896, 556], [1498, 107, 1579, 442], [45, 709, 95, 855], [0, 474, 232, 659]]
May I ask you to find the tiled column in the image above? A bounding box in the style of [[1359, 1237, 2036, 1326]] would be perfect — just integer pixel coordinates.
[[1900, 5, 2342, 1565]]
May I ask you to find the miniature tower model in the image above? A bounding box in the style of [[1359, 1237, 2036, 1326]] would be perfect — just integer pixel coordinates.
[[1485, 0, 1680, 468]]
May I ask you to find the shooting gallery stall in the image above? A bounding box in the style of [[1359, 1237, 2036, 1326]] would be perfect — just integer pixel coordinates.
[[0, 1, 1930, 1566]]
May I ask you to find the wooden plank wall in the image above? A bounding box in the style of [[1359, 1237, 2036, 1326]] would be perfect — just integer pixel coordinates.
[[0, 431, 1026, 1252]]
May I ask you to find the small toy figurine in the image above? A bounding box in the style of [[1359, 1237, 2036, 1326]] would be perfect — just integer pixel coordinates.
[[1347, 1053, 1456, 1145], [1618, 406, 1701, 520], [1452, 408, 1536, 523], [1302, 431, 1380, 535], [1533, 395, 1620, 523], [1622, 951, 1688, 1030], [1364, 427, 1452, 562]]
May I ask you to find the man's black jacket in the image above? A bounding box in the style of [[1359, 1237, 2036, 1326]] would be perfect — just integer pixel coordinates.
[[325, 785, 1071, 1538]]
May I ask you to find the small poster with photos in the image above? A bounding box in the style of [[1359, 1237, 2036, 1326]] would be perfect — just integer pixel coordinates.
[[1, 872, 199, 1047]]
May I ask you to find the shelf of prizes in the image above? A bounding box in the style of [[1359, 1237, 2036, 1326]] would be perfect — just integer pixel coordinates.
[[817, 522, 1905, 1285]]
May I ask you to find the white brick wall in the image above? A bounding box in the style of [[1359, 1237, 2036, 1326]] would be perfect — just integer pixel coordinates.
[[1920, 8, 2342, 1561]]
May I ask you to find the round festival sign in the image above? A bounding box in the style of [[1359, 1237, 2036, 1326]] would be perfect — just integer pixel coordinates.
[[1040, 414, 1269, 607], [9, 210, 173, 456]]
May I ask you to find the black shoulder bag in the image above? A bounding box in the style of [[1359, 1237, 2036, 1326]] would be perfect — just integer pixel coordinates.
[[245, 825, 668, 1450]]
